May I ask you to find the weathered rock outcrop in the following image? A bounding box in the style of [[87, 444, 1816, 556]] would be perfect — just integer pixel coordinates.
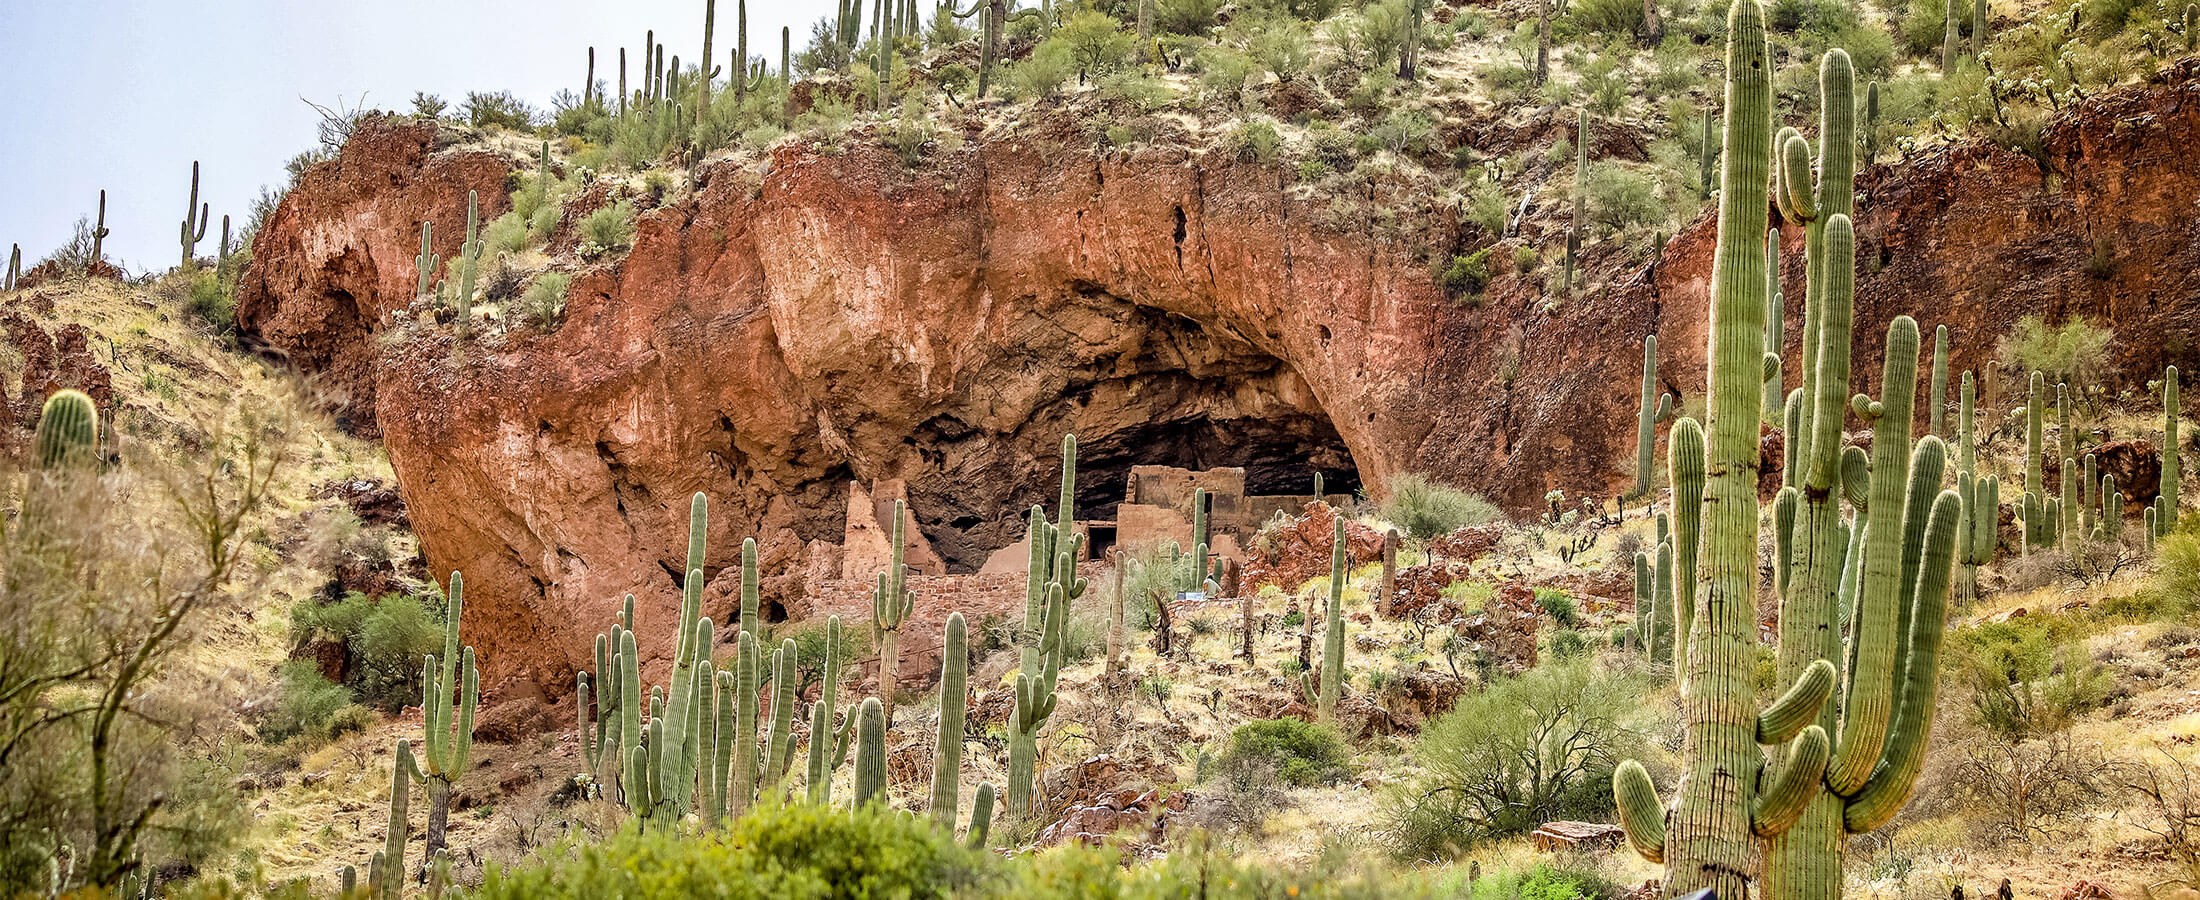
[[237, 66, 2200, 707]]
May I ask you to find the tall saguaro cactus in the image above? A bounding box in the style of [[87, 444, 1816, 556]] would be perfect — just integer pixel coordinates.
[[1633, 334, 1675, 498], [454, 191, 483, 336], [415, 222, 440, 300], [1611, 9, 1843, 895], [180, 161, 209, 269], [806, 616, 855, 805], [1667, 418, 1705, 670], [374, 740, 423, 900], [418, 573, 478, 859], [2024, 371, 2046, 552], [90, 190, 110, 268], [873, 500, 916, 723], [2166, 366, 2184, 531], [930, 612, 968, 827], [1927, 325, 1949, 437]]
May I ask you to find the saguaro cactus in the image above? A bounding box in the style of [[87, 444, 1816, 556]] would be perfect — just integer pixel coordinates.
[[1300, 518, 1348, 721], [1633, 334, 1675, 497], [376, 740, 423, 900], [853, 697, 887, 807], [1611, 10, 1845, 895], [90, 190, 110, 268], [418, 573, 478, 859], [2166, 366, 2184, 531], [1764, 231, 1785, 417], [415, 221, 440, 299], [34, 389, 100, 470], [2024, 372, 2046, 552], [1928, 325, 1949, 437], [930, 612, 968, 827], [806, 616, 855, 805], [180, 161, 209, 269], [873, 499, 916, 723], [1668, 418, 1705, 669], [8, 243, 21, 291], [453, 191, 484, 335]]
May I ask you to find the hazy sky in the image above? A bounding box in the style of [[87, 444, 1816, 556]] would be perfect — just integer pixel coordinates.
[[0, 0, 839, 274]]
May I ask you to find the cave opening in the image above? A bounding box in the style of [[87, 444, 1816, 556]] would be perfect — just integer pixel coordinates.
[[905, 296, 1364, 573]]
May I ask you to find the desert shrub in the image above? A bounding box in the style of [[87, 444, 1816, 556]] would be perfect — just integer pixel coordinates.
[[1573, 0, 1646, 38], [1584, 162, 1668, 234], [1950, 731, 2119, 844], [1354, 0, 1410, 69], [1464, 861, 1620, 900], [1244, 15, 1313, 79], [578, 201, 637, 257], [1535, 588, 1580, 629], [1004, 41, 1076, 100], [1950, 615, 2109, 739], [1098, 71, 1173, 112], [1464, 181, 1509, 234], [1157, 0, 1224, 33], [291, 590, 447, 710], [523, 271, 573, 329], [1378, 473, 1500, 541], [1216, 718, 1352, 787], [1381, 658, 1649, 857], [464, 91, 538, 131], [1995, 314, 2115, 391], [473, 802, 987, 899], [411, 91, 448, 118], [484, 211, 532, 257], [183, 267, 234, 334], [256, 661, 353, 744], [1229, 118, 1283, 163], [2152, 531, 2200, 613], [1439, 248, 1494, 301], [1056, 10, 1137, 80]]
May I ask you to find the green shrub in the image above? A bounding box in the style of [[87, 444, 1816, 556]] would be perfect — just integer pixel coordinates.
[[1439, 248, 1494, 300], [1534, 588, 1579, 629], [1216, 718, 1353, 787], [474, 802, 987, 899], [523, 271, 573, 329], [1245, 15, 1313, 79], [484, 211, 532, 257], [463, 91, 538, 131], [1004, 41, 1076, 100], [183, 268, 234, 334], [291, 591, 447, 710], [1584, 162, 1668, 234], [1573, 0, 1646, 38], [1465, 861, 1620, 900], [257, 661, 353, 744], [1377, 473, 1501, 541], [578, 201, 637, 257], [1229, 118, 1283, 163], [1056, 10, 1136, 80], [2151, 530, 2200, 615], [1157, 0, 1224, 33], [1949, 614, 2109, 739], [1996, 314, 2116, 393], [1381, 658, 1649, 857]]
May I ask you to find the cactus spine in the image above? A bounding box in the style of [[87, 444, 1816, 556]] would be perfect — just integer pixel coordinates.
[[34, 390, 100, 470], [874, 499, 916, 722], [1633, 334, 1675, 497], [418, 572, 477, 859], [853, 697, 887, 807], [180, 161, 209, 269], [1299, 518, 1348, 721], [931, 612, 968, 826]]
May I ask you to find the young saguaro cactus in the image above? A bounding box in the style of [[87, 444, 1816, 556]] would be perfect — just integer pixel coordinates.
[[1611, 8, 1842, 895], [34, 389, 100, 470], [1633, 334, 1676, 498], [853, 697, 887, 807], [377, 739, 423, 900], [418, 573, 478, 859], [1927, 325, 1950, 437], [2166, 366, 2184, 531], [805, 616, 856, 805], [91, 190, 110, 269], [1300, 518, 1348, 722], [180, 161, 210, 270], [2024, 371, 2046, 552], [874, 499, 916, 723], [415, 221, 440, 300], [454, 191, 484, 336]]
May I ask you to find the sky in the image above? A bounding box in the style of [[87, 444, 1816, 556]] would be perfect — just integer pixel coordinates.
[[0, 0, 840, 275]]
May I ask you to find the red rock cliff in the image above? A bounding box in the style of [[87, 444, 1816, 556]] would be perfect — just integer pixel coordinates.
[[238, 67, 2200, 706]]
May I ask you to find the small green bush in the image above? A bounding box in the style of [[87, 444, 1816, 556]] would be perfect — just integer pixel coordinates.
[[1573, 0, 1646, 38], [1534, 588, 1580, 629], [1216, 718, 1352, 787], [1949, 614, 2108, 739], [473, 802, 987, 899], [1229, 118, 1283, 163], [1584, 162, 1669, 234], [291, 591, 447, 710], [1378, 473, 1501, 541], [257, 661, 353, 744], [1056, 10, 1137, 80], [1157, 0, 1225, 33], [484, 211, 532, 258], [578, 201, 637, 257], [523, 271, 574, 329], [183, 268, 234, 334], [1996, 314, 2116, 393], [1440, 248, 1494, 300], [1004, 41, 1076, 100], [463, 91, 538, 131]]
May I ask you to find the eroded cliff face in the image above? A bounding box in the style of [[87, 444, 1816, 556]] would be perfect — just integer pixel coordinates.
[[238, 67, 2200, 707]]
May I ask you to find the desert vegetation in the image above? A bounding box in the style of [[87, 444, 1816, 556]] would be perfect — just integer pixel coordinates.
[[8, 0, 2200, 894]]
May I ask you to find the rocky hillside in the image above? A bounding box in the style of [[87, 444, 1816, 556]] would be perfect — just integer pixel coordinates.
[[237, 61, 2200, 708]]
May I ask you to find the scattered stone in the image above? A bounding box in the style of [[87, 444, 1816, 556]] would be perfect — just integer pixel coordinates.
[[1529, 821, 1625, 852]]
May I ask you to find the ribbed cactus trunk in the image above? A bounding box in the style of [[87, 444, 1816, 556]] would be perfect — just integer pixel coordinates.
[[419, 572, 477, 861], [875, 500, 915, 723], [931, 613, 968, 826], [1317, 518, 1346, 721], [1763, 232, 1785, 418], [1655, 4, 1781, 892], [853, 697, 886, 807], [33, 389, 100, 470], [1669, 419, 1705, 671], [2167, 367, 2184, 530], [1927, 325, 1949, 437], [1636, 332, 1663, 495]]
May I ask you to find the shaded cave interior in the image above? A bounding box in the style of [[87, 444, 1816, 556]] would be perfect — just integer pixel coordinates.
[[903, 300, 1363, 572]]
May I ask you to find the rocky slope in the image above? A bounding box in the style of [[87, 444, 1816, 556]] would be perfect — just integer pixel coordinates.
[[236, 63, 2200, 706]]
